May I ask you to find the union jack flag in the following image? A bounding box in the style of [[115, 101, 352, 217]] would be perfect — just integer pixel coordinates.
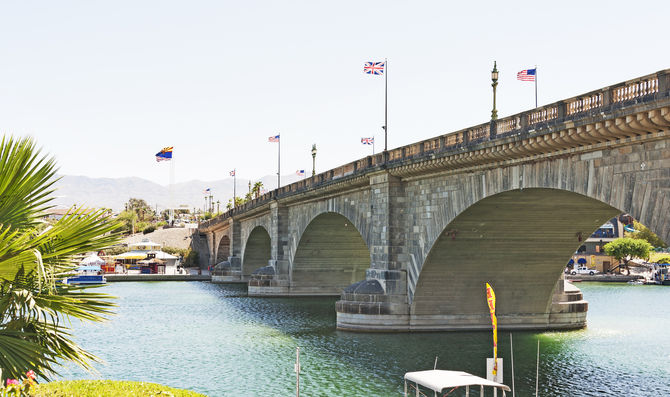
[[229, 170, 235, 177], [296, 170, 305, 176], [363, 62, 385, 75], [361, 137, 374, 145]]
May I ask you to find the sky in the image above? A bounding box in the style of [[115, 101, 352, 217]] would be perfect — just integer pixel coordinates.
[[1, 0, 668, 187]]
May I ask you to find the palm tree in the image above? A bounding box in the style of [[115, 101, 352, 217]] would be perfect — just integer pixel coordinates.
[[0, 136, 121, 381], [252, 181, 264, 199]]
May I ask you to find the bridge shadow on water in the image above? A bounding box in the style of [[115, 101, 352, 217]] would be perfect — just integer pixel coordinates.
[[201, 282, 625, 396]]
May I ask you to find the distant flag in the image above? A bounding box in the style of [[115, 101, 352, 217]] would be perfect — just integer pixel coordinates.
[[296, 170, 305, 176], [155, 146, 173, 162], [260, 188, 268, 195], [203, 188, 211, 195], [268, 135, 280, 142], [230, 170, 236, 177], [363, 61, 385, 75], [361, 137, 374, 145], [517, 68, 536, 82]]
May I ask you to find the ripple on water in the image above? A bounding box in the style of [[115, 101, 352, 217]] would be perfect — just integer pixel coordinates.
[[58, 281, 670, 396]]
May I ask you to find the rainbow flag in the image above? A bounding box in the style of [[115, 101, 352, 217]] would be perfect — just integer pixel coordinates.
[[486, 282, 498, 375]]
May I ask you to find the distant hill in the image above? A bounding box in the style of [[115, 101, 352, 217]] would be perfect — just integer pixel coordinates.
[[52, 173, 304, 212]]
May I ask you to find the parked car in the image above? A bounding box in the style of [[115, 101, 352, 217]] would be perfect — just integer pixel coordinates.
[[571, 266, 598, 276]]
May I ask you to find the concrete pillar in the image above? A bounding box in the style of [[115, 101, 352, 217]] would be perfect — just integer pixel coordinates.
[[206, 232, 215, 267]]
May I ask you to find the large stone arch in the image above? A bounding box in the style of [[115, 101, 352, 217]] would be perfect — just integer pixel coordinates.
[[290, 212, 370, 295], [410, 188, 620, 328], [242, 226, 271, 277], [216, 235, 231, 263]]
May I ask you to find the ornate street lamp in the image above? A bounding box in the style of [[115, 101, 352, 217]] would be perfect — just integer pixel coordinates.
[[311, 144, 317, 176], [491, 61, 499, 121]]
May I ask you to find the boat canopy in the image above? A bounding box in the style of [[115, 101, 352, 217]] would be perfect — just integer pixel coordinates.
[[80, 253, 106, 266], [404, 370, 510, 393], [77, 265, 102, 272]]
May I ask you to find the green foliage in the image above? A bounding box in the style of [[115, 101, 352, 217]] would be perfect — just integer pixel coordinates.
[[184, 249, 199, 266], [31, 380, 205, 397], [102, 245, 128, 256], [156, 221, 167, 227], [603, 237, 653, 263], [0, 136, 122, 381], [124, 198, 154, 222], [626, 221, 668, 248], [252, 181, 264, 199], [142, 225, 156, 234], [161, 246, 187, 256], [654, 255, 670, 265], [116, 210, 137, 234], [134, 221, 148, 234]]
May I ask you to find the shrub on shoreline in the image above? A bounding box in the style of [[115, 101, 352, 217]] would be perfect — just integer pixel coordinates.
[[31, 380, 206, 397]]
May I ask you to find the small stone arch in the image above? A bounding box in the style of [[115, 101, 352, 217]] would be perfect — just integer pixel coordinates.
[[216, 235, 231, 264], [242, 226, 271, 277], [290, 212, 370, 295]]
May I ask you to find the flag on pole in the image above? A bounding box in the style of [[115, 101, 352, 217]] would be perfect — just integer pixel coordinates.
[[364, 61, 385, 75], [155, 146, 173, 162], [296, 170, 305, 176], [230, 170, 236, 177], [268, 135, 280, 142], [361, 137, 374, 145], [517, 68, 536, 81], [485, 282, 498, 375], [203, 188, 211, 195]]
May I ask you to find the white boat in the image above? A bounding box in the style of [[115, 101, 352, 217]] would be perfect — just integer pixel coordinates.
[[403, 369, 511, 396], [64, 265, 106, 285]]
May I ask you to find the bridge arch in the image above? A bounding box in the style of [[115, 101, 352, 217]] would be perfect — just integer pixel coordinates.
[[215, 235, 231, 264], [290, 212, 370, 295], [242, 226, 271, 277], [410, 188, 620, 328]]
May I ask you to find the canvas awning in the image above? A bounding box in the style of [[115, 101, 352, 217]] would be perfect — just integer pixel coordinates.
[[80, 253, 106, 266], [404, 370, 510, 392], [114, 251, 149, 260]]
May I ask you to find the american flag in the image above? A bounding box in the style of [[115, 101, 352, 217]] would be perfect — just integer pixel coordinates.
[[361, 137, 374, 145], [296, 170, 305, 176], [229, 170, 235, 177], [364, 62, 385, 75], [268, 135, 280, 142], [517, 68, 536, 82]]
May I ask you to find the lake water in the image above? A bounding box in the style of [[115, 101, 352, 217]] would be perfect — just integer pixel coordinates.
[[60, 282, 670, 396]]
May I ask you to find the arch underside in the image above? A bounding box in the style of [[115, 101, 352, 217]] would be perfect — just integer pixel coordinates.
[[216, 235, 230, 263], [411, 188, 620, 329], [243, 227, 271, 277], [291, 212, 369, 295]]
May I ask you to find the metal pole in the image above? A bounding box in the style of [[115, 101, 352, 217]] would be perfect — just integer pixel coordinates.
[[384, 58, 388, 152], [233, 170, 236, 207], [509, 332, 515, 397], [277, 134, 281, 189], [535, 65, 538, 108], [295, 347, 300, 397], [535, 339, 540, 397]]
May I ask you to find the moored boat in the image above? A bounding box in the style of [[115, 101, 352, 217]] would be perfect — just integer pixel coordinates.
[[64, 265, 107, 285]]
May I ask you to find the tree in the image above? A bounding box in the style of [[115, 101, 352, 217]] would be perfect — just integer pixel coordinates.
[[626, 221, 668, 248], [0, 136, 121, 381], [603, 237, 653, 274], [124, 198, 154, 222], [117, 210, 138, 234], [252, 181, 264, 199]]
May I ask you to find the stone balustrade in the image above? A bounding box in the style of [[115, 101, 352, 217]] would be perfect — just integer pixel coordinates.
[[199, 68, 670, 231]]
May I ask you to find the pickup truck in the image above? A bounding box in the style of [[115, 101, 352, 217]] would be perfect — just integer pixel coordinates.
[[571, 266, 598, 276]]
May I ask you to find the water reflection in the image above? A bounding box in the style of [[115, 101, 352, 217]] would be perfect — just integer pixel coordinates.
[[61, 282, 669, 396]]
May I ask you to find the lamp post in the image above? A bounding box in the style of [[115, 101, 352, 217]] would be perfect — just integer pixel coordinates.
[[491, 61, 499, 121], [311, 144, 317, 176]]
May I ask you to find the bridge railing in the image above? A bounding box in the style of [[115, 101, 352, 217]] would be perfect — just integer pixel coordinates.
[[199, 69, 670, 230]]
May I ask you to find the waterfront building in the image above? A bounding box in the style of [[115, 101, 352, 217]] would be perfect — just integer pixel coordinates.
[[114, 239, 180, 274]]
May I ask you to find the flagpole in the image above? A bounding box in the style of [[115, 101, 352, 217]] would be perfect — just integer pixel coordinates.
[[373, 137, 375, 155], [535, 65, 538, 108], [277, 135, 281, 189], [233, 170, 236, 207], [384, 58, 388, 152], [169, 155, 175, 225]]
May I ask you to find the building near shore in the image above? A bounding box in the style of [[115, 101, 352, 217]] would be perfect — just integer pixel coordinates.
[[114, 239, 180, 274]]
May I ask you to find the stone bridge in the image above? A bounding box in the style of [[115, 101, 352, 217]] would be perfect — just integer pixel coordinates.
[[197, 69, 670, 332]]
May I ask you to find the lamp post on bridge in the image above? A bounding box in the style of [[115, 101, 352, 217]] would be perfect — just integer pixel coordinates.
[[491, 61, 499, 121], [311, 144, 317, 176]]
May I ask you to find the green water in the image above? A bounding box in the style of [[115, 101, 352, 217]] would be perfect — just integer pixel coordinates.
[[60, 282, 670, 396]]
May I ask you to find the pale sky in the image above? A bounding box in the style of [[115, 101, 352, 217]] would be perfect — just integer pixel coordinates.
[[1, 0, 668, 186]]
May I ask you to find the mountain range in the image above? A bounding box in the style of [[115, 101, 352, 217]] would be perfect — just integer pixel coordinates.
[[51, 173, 304, 212]]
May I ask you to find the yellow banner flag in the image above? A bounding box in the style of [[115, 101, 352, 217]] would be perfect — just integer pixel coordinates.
[[485, 282, 498, 375]]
